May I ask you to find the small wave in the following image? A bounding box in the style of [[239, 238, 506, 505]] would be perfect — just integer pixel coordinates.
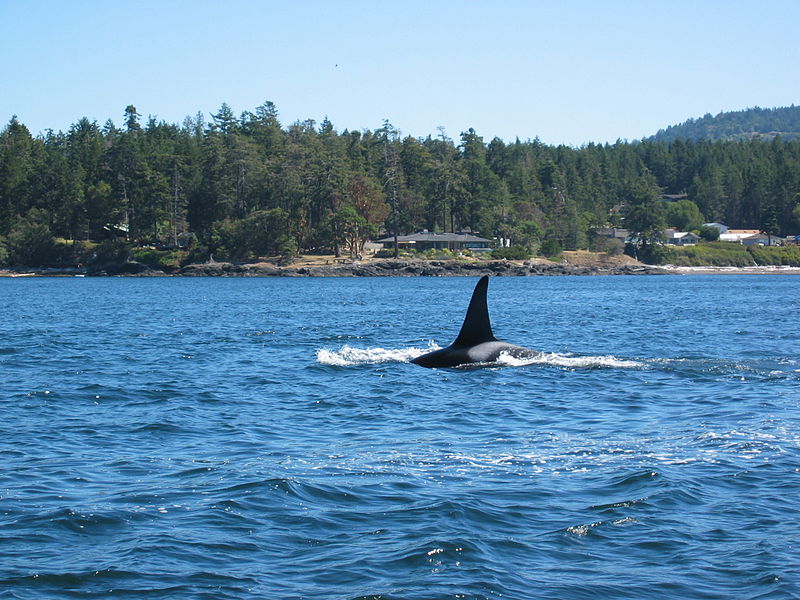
[[130, 422, 185, 433], [315, 343, 439, 366], [42, 508, 129, 534]]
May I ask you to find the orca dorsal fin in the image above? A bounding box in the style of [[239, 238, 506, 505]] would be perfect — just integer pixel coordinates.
[[453, 275, 497, 346]]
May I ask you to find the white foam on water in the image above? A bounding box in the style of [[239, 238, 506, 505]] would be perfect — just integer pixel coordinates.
[[316, 344, 643, 369], [496, 351, 643, 369], [315, 342, 440, 366]]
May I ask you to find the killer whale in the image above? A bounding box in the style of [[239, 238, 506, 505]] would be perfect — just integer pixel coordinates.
[[411, 275, 538, 368]]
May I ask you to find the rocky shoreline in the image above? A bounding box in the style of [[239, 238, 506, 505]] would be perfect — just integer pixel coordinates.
[[181, 259, 669, 277], [2, 259, 668, 278]]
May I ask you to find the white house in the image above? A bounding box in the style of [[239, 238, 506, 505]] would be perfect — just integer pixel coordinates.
[[719, 229, 761, 243], [664, 229, 701, 246]]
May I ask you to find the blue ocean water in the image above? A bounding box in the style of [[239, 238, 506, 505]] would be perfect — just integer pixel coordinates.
[[1, 275, 799, 600]]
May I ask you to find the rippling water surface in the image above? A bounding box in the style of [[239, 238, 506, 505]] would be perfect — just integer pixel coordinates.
[[1, 275, 799, 599]]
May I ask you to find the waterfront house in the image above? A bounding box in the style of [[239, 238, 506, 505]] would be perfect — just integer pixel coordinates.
[[719, 229, 761, 243], [101, 222, 130, 241], [376, 231, 492, 252], [741, 232, 783, 247], [592, 227, 630, 242], [664, 229, 701, 246]]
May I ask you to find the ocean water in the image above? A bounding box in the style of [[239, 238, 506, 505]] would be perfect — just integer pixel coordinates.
[[1, 275, 799, 600]]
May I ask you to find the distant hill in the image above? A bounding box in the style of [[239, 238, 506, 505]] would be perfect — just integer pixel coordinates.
[[649, 105, 800, 143]]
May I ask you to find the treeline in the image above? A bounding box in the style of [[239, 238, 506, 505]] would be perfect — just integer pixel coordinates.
[[651, 105, 800, 143], [1, 101, 800, 267]]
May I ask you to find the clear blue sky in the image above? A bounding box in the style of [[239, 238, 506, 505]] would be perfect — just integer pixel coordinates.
[[2, 0, 799, 146]]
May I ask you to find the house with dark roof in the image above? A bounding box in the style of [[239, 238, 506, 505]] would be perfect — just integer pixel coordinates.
[[592, 227, 630, 242], [740, 232, 783, 247], [376, 231, 492, 252]]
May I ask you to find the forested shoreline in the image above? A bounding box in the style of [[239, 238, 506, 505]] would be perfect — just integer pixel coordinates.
[[1, 101, 800, 269]]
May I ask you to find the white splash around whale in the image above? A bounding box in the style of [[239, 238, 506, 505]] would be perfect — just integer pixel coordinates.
[[316, 344, 643, 369], [496, 351, 643, 369], [316, 342, 441, 366]]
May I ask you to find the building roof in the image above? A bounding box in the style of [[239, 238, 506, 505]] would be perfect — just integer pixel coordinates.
[[593, 227, 629, 238], [720, 229, 764, 243], [664, 229, 700, 241], [377, 232, 491, 243]]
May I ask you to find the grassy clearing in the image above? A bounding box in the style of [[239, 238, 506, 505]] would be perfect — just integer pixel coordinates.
[[664, 242, 755, 266], [663, 242, 800, 267], [748, 244, 800, 266]]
